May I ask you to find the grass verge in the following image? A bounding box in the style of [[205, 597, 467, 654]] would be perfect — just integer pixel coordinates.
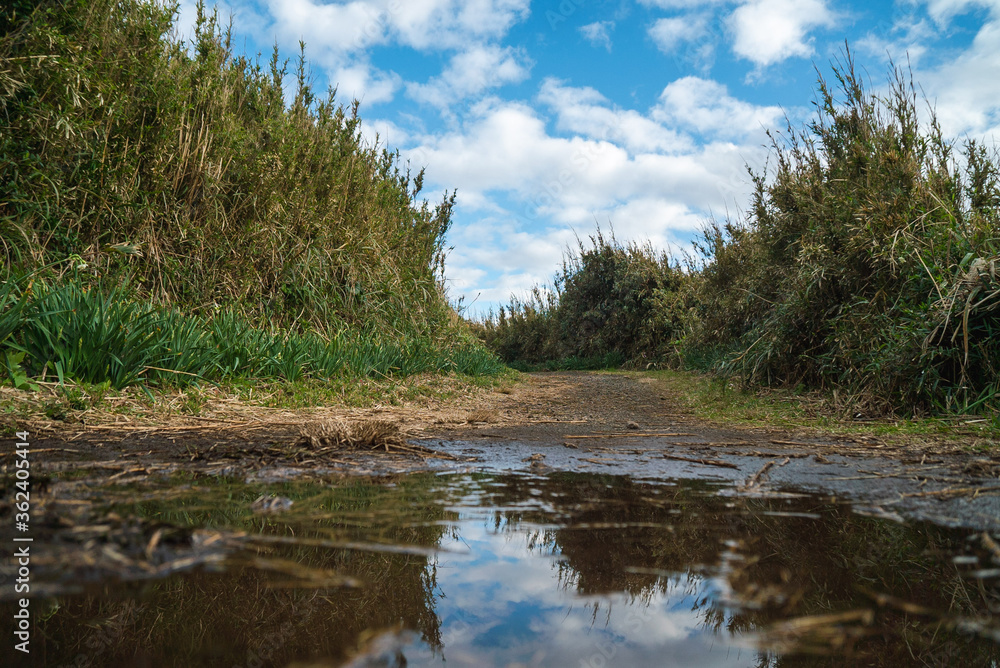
[[645, 369, 1000, 447], [0, 368, 519, 432]]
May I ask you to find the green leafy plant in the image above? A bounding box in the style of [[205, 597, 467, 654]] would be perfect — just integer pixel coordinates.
[[2, 351, 39, 392]]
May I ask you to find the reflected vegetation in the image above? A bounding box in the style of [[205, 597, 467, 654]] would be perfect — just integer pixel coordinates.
[[2, 471, 998, 666]]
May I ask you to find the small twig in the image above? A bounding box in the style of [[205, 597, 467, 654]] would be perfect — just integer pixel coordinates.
[[982, 532, 1000, 561], [743, 457, 791, 488], [107, 466, 148, 481], [662, 453, 739, 469], [898, 485, 1000, 500], [564, 432, 697, 439], [580, 457, 617, 465]]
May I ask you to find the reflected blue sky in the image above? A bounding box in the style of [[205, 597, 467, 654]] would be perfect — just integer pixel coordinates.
[[13, 471, 995, 666], [391, 506, 755, 667]]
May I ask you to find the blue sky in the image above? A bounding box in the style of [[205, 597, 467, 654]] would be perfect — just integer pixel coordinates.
[[175, 0, 1000, 316]]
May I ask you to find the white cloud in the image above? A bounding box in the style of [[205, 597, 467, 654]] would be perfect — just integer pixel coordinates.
[[389, 0, 532, 50], [647, 13, 717, 70], [922, 0, 1000, 25], [579, 20, 615, 51], [407, 45, 531, 110], [404, 99, 563, 195], [266, 0, 389, 56], [331, 63, 401, 105], [537, 78, 693, 155], [728, 0, 837, 67], [260, 0, 531, 55], [916, 18, 1000, 139], [648, 15, 710, 53], [653, 76, 785, 139]]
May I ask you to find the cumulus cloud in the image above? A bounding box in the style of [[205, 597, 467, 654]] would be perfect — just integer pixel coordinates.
[[922, 0, 1000, 24], [916, 18, 1000, 138], [647, 13, 717, 70], [260, 0, 531, 56], [653, 76, 785, 138], [405, 80, 778, 310], [331, 62, 402, 105], [537, 78, 693, 155], [728, 0, 837, 67], [389, 0, 532, 50], [579, 20, 615, 51], [648, 15, 710, 53], [266, 0, 389, 56], [407, 45, 531, 110]]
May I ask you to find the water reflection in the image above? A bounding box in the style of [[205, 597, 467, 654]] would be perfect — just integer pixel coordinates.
[[2, 471, 998, 666], [426, 514, 746, 667]]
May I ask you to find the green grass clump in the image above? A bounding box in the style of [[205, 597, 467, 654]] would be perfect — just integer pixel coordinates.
[[1, 276, 503, 391]]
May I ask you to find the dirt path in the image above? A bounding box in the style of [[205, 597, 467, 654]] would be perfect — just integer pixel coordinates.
[[9, 371, 1000, 528]]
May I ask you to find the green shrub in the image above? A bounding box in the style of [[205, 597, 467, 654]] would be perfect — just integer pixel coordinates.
[[477, 231, 689, 367], [0, 0, 455, 336], [685, 53, 999, 414]]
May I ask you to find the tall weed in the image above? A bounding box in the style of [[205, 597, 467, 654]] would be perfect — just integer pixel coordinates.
[[688, 54, 1000, 413], [0, 0, 454, 336]]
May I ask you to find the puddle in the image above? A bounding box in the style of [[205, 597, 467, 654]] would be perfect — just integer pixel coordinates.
[[2, 471, 999, 666]]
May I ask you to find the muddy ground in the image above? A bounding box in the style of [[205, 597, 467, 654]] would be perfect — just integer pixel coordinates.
[[8, 371, 1000, 529]]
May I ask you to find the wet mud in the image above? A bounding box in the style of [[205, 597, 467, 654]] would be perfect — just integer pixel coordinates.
[[13, 371, 997, 528]]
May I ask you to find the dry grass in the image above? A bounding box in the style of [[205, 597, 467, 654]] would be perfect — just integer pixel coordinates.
[[465, 409, 498, 424], [299, 418, 405, 451]]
